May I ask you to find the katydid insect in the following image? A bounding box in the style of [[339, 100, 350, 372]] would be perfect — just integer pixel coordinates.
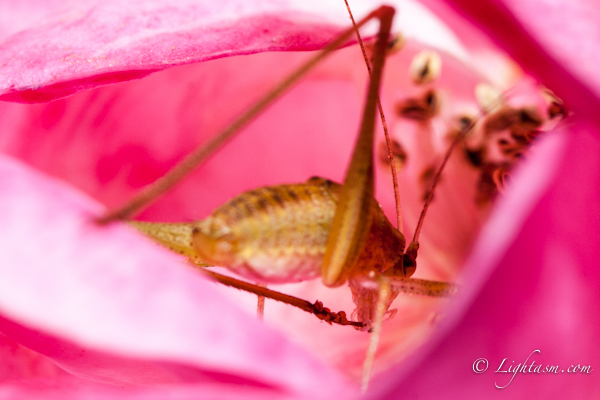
[[95, 1, 559, 390]]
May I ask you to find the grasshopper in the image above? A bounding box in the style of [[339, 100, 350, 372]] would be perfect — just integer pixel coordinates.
[[96, 1, 554, 390]]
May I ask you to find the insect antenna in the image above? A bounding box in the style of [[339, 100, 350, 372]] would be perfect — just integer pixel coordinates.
[[407, 104, 496, 259], [408, 80, 556, 256]]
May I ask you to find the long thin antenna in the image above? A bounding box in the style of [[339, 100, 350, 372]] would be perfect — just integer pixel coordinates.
[[409, 111, 483, 249], [409, 84, 534, 249]]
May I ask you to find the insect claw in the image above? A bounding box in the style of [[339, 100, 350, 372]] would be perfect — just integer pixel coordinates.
[[311, 301, 364, 327], [313, 300, 324, 312], [335, 310, 348, 325], [312, 300, 332, 323], [384, 308, 397, 322]]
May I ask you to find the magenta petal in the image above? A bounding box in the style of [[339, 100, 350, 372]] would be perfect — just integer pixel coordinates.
[[0, 154, 353, 397], [442, 0, 600, 130], [0, 0, 473, 105], [498, 0, 600, 97], [0, 333, 68, 381], [369, 122, 600, 398], [0, 0, 345, 103], [356, 1, 600, 397], [1, 381, 309, 400]]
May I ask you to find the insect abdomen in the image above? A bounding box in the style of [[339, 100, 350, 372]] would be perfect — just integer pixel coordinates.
[[192, 178, 341, 283]]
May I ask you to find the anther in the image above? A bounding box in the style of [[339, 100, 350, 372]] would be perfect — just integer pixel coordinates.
[[492, 166, 512, 194], [409, 50, 442, 85], [387, 33, 405, 54], [378, 140, 407, 166], [541, 87, 569, 120], [395, 90, 439, 120], [475, 83, 503, 113]]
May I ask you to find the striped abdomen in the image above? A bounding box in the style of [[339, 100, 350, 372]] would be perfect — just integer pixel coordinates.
[[193, 177, 341, 283]]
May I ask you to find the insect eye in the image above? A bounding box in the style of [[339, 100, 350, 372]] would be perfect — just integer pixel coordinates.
[[402, 255, 417, 278], [390, 256, 416, 278]]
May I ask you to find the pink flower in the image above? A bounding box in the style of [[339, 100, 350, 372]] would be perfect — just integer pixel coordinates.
[[0, 0, 598, 399]]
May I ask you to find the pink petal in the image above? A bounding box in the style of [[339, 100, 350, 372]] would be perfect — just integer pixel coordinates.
[[361, 0, 600, 397], [369, 121, 600, 398], [442, 0, 600, 128], [0, 154, 353, 398], [0, 0, 347, 103], [0, 330, 312, 398], [0, 0, 472, 104], [0, 334, 67, 381]]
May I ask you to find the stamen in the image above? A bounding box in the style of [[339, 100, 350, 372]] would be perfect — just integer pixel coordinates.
[[409, 50, 442, 85], [256, 282, 267, 320], [541, 87, 569, 120], [465, 147, 485, 167], [475, 83, 503, 113], [378, 140, 407, 167], [387, 33, 405, 54], [395, 89, 439, 120], [548, 102, 569, 119], [484, 107, 518, 133], [522, 129, 541, 143], [492, 166, 512, 194], [458, 115, 474, 131], [476, 164, 501, 205], [420, 165, 437, 201]]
